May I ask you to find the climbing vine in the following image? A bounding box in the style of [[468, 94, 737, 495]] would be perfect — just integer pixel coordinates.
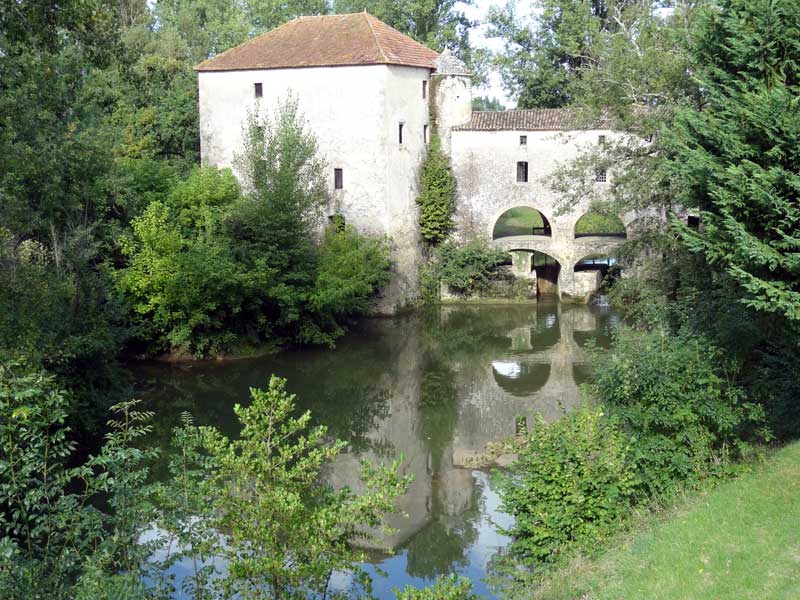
[[416, 134, 456, 245]]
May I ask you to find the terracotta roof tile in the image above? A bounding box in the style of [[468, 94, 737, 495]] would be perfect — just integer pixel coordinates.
[[453, 109, 610, 131], [195, 12, 440, 72]]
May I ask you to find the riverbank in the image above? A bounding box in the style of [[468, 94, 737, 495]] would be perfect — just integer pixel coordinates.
[[530, 441, 800, 600]]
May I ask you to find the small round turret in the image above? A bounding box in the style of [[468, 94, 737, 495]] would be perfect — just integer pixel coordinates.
[[431, 50, 472, 154]]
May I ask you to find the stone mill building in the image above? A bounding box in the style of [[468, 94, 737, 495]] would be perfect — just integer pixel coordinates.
[[196, 12, 631, 312]]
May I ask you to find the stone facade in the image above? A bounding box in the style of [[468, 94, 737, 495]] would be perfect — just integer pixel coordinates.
[[198, 62, 431, 312], [197, 13, 634, 309]]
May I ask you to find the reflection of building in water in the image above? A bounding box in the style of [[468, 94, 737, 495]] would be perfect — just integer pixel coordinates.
[[445, 304, 602, 459], [326, 305, 611, 558], [326, 325, 432, 551]]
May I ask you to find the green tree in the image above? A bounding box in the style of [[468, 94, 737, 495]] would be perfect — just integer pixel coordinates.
[[114, 167, 273, 356], [0, 362, 156, 599], [472, 96, 506, 111], [665, 0, 800, 321], [417, 134, 457, 245], [195, 376, 410, 598], [487, 0, 616, 108], [304, 226, 392, 344]]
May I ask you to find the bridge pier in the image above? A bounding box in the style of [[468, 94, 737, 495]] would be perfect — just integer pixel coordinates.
[[510, 250, 535, 279]]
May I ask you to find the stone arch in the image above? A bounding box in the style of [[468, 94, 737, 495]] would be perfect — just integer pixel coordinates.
[[532, 250, 561, 297], [574, 210, 627, 239], [492, 206, 553, 240]]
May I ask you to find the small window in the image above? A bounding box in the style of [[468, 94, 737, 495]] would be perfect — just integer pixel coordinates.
[[254, 82, 263, 98], [398, 122, 404, 145], [598, 134, 606, 146], [516, 161, 529, 183], [422, 81, 427, 99], [687, 215, 700, 228], [334, 168, 343, 190], [520, 135, 527, 146], [423, 124, 429, 144], [595, 168, 607, 183]]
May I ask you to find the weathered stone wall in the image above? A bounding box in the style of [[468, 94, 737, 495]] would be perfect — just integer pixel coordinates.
[[449, 128, 634, 298], [198, 64, 430, 313]]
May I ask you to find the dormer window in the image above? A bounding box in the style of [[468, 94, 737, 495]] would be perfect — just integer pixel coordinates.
[[254, 82, 263, 98]]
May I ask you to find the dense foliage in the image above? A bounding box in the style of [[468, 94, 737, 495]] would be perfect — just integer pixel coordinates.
[[665, 0, 800, 321], [593, 328, 766, 496], [497, 408, 638, 564], [0, 367, 407, 599], [421, 240, 508, 302], [416, 134, 457, 245]]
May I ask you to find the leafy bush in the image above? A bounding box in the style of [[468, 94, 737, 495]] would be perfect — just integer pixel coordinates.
[[422, 240, 508, 303], [416, 134, 457, 245], [115, 167, 274, 356], [395, 574, 478, 599], [0, 365, 408, 599], [496, 408, 638, 564], [0, 362, 156, 599], [302, 225, 392, 344], [592, 328, 767, 496]]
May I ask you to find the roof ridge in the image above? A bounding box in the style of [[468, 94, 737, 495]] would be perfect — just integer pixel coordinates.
[[363, 12, 389, 64]]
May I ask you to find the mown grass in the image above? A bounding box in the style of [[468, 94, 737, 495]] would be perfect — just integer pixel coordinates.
[[532, 441, 800, 600]]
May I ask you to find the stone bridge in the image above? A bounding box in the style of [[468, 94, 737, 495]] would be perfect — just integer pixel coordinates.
[[492, 233, 627, 299], [447, 124, 644, 300]]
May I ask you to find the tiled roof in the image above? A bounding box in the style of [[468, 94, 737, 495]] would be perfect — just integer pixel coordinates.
[[453, 109, 610, 131], [195, 12, 440, 72]]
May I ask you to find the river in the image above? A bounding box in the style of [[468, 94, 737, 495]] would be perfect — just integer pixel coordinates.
[[132, 303, 618, 597]]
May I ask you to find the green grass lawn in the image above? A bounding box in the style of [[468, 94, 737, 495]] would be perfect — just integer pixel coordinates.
[[533, 442, 800, 600]]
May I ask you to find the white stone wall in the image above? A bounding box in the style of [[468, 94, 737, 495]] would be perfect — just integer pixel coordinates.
[[198, 64, 431, 312], [450, 128, 630, 297], [431, 74, 472, 153]]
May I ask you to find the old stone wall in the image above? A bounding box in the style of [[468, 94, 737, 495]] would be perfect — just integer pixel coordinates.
[[449, 128, 633, 298], [198, 64, 429, 313]]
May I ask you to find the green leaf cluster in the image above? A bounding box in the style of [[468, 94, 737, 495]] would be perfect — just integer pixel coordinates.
[[497, 407, 638, 564], [0, 365, 411, 599], [421, 240, 508, 303], [416, 135, 457, 246], [665, 0, 800, 321], [592, 328, 767, 496]]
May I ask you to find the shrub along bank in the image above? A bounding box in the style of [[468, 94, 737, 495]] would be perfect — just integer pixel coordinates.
[[530, 440, 800, 600]]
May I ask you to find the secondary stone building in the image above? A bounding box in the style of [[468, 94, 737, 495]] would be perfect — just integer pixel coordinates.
[[196, 12, 626, 311]]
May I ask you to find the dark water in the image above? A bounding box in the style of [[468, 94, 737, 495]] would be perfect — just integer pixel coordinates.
[[132, 303, 617, 597]]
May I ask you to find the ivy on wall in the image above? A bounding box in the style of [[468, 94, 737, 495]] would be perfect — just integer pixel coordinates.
[[416, 134, 456, 245]]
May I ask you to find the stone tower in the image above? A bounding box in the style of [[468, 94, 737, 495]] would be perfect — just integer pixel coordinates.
[[431, 51, 472, 154]]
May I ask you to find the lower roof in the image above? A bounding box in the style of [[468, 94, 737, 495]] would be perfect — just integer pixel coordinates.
[[453, 109, 609, 132]]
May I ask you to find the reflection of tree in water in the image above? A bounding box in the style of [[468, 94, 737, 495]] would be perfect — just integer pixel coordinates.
[[419, 357, 459, 472], [420, 309, 511, 367], [303, 381, 392, 454], [404, 473, 483, 580]]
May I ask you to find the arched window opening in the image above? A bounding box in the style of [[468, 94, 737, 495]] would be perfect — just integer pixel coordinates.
[[574, 211, 626, 238], [493, 207, 552, 240]]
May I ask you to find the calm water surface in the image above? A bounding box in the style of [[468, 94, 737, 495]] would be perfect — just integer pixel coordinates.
[[133, 303, 617, 597]]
